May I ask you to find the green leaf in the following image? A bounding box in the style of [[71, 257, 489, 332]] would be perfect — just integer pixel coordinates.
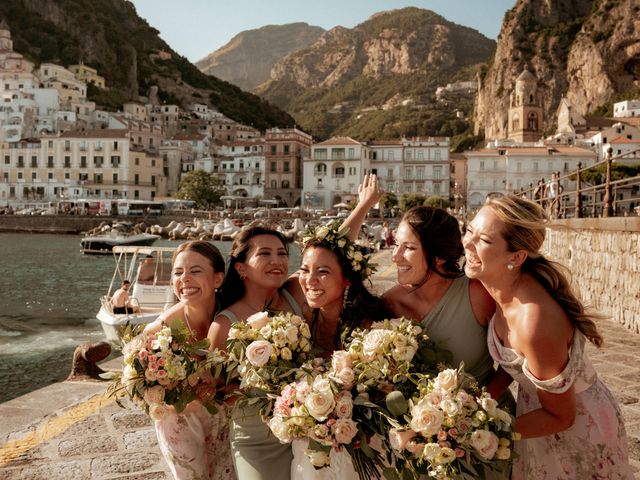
[[385, 390, 409, 417]]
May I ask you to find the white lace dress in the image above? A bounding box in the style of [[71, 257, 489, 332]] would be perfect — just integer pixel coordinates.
[[487, 318, 633, 479]]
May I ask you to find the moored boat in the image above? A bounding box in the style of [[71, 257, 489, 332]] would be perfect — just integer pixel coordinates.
[[80, 232, 160, 254], [96, 246, 176, 343]]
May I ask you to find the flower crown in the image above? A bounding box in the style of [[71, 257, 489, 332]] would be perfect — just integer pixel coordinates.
[[301, 221, 376, 281]]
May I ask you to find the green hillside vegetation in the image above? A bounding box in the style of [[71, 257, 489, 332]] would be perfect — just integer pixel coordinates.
[[257, 7, 494, 142], [0, 0, 294, 130]]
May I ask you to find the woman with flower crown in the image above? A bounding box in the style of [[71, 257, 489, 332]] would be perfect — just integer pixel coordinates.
[[212, 221, 308, 480], [142, 240, 236, 480], [290, 222, 392, 479]]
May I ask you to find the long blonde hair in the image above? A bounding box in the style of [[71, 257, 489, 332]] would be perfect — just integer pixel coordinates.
[[486, 195, 603, 347]]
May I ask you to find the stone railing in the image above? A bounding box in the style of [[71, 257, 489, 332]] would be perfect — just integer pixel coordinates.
[[544, 217, 640, 333]]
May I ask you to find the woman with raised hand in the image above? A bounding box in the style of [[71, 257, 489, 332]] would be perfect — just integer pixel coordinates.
[[213, 221, 307, 480], [143, 240, 235, 480], [343, 174, 499, 388], [463, 195, 632, 479], [291, 222, 391, 479]]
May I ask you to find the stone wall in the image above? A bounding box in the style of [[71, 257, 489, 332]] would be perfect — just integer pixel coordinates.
[[545, 217, 640, 333]]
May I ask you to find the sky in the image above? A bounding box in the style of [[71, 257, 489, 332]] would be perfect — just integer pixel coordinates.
[[128, 0, 515, 63]]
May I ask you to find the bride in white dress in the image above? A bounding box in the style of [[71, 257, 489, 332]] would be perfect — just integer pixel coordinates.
[[291, 225, 391, 479]]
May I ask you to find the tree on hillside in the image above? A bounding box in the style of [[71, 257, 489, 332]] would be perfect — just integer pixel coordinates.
[[176, 170, 225, 209], [400, 193, 427, 211]]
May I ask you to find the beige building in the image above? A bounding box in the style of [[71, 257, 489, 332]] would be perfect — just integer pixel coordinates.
[[0, 129, 166, 205], [69, 63, 106, 89]]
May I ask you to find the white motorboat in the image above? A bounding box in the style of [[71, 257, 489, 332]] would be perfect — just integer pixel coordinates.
[[80, 231, 161, 255], [96, 246, 177, 343]]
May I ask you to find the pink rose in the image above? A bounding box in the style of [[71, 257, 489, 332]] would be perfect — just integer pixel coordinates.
[[332, 418, 358, 444], [246, 311, 271, 330], [470, 430, 499, 460], [143, 385, 165, 405], [245, 340, 273, 367]]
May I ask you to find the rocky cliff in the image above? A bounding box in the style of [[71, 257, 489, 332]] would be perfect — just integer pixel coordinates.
[[196, 23, 325, 92], [255, 8, 496, 139], [475, 0, 640, 140]]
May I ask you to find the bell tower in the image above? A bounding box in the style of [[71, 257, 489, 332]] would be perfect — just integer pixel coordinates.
[[508, 66, 543, 142], [0, 20, 12, 51]]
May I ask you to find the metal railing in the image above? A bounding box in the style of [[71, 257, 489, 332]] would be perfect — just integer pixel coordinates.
[[513, 148, 640, 218]]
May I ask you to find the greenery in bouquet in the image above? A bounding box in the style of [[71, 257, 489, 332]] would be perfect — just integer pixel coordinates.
[[226, 310, 313, 414], [267, 358, 385, 480], [385, 366, 517, 480], [107, 319, 230, 419]]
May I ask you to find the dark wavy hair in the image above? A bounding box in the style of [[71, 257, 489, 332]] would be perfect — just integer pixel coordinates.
[[402, 206, 464, 279], [301, 239, 392, 349], [217, 220, 289, 310]]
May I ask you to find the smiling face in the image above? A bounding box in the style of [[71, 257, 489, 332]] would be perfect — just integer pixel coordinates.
[[391, 221, 429, 285], [238, 234, 289, 289], [298, 246, 348, 310], [462, 206, 513, 280], [171, 250, 223, 304]]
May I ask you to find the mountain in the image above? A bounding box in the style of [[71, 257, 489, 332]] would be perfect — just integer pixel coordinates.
[[254, 7, 496, 140], [196, 23, 325, 92], [474, 0, 640, 139], [0, 0, 294, 130]]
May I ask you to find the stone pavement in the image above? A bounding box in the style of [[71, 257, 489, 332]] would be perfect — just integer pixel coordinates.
[[0, 249, 639, 479]]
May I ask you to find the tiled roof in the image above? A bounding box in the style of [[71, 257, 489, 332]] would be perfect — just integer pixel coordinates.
[[609, 136, 640, 144], [173, 133, 206, 141]]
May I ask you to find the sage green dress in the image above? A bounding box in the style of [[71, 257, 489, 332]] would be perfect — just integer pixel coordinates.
[[221, 289, 304, 480], [421, 276, 494, 384]]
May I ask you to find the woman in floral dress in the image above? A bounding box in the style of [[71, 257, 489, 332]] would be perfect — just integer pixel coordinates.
[[144, 241, 236, 480], [462, 195, 633, 479]]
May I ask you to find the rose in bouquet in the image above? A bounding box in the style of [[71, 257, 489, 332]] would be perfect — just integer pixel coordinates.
[[107, 319, 230, 419], [267, 358, 383, 479], [226, 311, 313, 413], [386, 367, 516, 480]]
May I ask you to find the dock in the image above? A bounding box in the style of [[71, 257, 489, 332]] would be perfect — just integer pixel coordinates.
[[1, 249, 639, 479]]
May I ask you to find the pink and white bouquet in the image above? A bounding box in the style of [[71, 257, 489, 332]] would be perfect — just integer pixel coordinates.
[[267, 358, 383, 479], [226, 311, 313, 411], [387, 367, 516, 479], [108, 320, 228, 419]]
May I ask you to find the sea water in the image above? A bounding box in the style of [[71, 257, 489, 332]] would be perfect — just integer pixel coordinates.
[[0, 233, 301, 404]]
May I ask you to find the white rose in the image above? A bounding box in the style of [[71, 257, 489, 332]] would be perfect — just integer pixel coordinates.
[[246, 311, 271, 330], [149, 403, 170, 421], [259, 325, 272, 339], [285, 325, 299, 344], [295, 380, 311, 403], [280, 347, 293, 361], [479, 394, 498, 417], [245, 340, 273, 367], [299, 322, 311, 339], [494, 409, 513, 428], [306, 449, 330, 468], [313, 376, 332, 393], [470, 430, 499, 460], [392, 344, 417, 362], [440, 397, 462, 417], [362, 329, 390, 360], [422, 443, 441, 461], [337, 239, 346, 248], [435, 447, 456, 465], [495, 446, 511, 460], [268, 415, 292, 443], [143, 385, 165, 405], [334, 393, 353, 418], [122, 364, 137, 382], [305, 389, 336, 421], [227, 326, 240, 340], [409, 398, 444, 437], [389, 429, 417, 451], [331, 350, 352, 372], [123, 334, 147, 361], [434, 369, 458, 393], [332, 418, 358, 444]]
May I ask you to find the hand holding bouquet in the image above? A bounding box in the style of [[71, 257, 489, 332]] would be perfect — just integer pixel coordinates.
[[108, 319, 229, 419]]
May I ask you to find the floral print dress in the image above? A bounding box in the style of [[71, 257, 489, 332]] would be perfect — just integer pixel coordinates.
[[487, 317, 633, 479], [155, 400, 236, 480]]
